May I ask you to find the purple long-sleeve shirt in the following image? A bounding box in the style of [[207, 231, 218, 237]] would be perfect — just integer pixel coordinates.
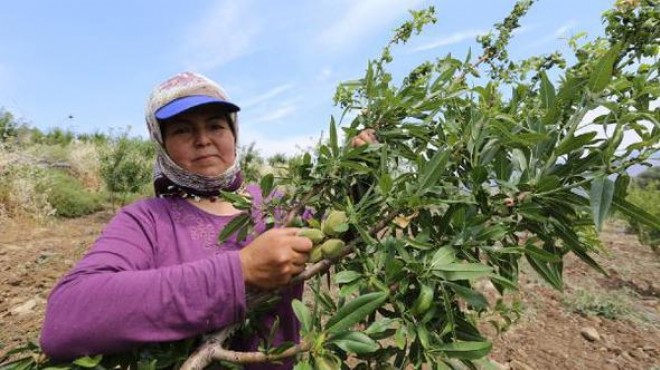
[[40, 185, 300, 369]]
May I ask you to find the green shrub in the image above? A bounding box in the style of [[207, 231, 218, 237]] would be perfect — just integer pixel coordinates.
[[563, 288, 632, 320], [99, 132, 154, 207], [0, 110, 18, 141], [39, 170, 104, 218]]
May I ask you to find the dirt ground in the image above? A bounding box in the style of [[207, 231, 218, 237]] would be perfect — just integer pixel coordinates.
[[0, 212, 658, 369]]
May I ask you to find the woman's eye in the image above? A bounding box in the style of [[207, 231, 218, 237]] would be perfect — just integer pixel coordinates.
[[168, 125, 190, 136], [209, 121, 229, 131]]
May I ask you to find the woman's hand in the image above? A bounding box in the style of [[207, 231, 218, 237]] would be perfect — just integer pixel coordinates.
[[239, 228, 313, 290], [350, 128, 378, 147]]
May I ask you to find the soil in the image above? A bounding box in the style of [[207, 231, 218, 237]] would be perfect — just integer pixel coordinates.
[[0, 213, 658, 369]]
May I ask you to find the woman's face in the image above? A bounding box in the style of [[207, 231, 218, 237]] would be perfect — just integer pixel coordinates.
[[161, 104, 236, 177]]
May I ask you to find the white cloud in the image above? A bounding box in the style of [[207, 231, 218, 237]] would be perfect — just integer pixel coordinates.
[[249, 102, 298, 124], [553, 21, 576, 38], [412, 29, 486, 52], [241, 84, 294, 109], [317, 0, 423, 52], [241, 130, 319, 157], [180, 0, 259, 71], [317, 67, 333, 82]]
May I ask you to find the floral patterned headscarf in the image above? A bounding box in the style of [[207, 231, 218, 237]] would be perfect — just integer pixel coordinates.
[[145, 71, 243, 198]]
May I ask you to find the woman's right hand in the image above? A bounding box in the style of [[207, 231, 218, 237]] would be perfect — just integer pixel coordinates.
[[238, 228, 313, 290]]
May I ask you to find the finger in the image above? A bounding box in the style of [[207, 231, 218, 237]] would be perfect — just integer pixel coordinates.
[[291, 263, 306, 276], [292, 251, 309, 265], [278, 227, 303, 235], [288, 236, 313, 252], [353, 138, 366, 147]]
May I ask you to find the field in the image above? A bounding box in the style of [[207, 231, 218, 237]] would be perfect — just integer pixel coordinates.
[[0, 210, 658, 369]]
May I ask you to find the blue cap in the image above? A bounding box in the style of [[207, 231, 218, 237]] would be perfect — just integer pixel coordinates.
[[154, 95, 240, 120]]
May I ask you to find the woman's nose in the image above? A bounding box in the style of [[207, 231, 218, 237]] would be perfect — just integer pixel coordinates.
[[193, 128, 212, 146]]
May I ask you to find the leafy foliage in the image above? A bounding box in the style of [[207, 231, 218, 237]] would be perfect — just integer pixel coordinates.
[[0, 110, 19, 142], [99, 131, 154, 207], [240, 142, 266, 184], [2, 1, 659, 369], [38, 170, 104, 218]]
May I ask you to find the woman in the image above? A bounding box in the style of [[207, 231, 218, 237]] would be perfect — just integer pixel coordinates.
[[40, 72, 336, 368]]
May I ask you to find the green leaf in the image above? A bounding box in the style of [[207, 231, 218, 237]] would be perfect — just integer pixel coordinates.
[[334, 270, 363, 284], [433, 263, 493, 281], [137, 359, 157, 370], [430, 246, 456, 268], [217, 213, 251, 243], [327, 331, 380, 354], [612, 194, 660, 230], [433, 341, 492, 360], [511, 149, 527, 173], [293, 361, 313, 370], [0, 358, 35, 370], [525, 254, 563, 291], [590, 175, 614, 231], [476, 224, 508, 241], [555, 132, 597, 156], [445, 282, 489, 310], [539, 71, 556, 110], [260, 174, 275, 199], [72, 355, 103, 368], [292, 299, 312, 333], [378, 173, 393, 194], [416, 149, 450, 195], [325, 292, 388, 333], [329, 116, 338, 157], [522, 244, 562, 263], [588, 43, 621, 94], [364, 318, 398, 337], [613, 174, 630, 200]]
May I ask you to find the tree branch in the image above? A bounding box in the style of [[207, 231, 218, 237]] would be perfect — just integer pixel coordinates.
[[181, 206, 400, 369]]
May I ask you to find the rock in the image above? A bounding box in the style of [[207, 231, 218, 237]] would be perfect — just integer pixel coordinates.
[[580, 326, 601, 342], [10, 298, 38, 316], [629, 349, 647, 359], [509, 360, 534, 370], [620, 351, 634, 362]]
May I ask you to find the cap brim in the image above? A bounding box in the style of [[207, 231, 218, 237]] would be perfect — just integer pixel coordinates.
[[155, 95, 240, 120]]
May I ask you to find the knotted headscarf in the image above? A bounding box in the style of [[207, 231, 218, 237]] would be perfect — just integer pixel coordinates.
[[145, 71, 243, 198]]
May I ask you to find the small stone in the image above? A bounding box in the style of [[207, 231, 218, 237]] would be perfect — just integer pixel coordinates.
[[629, 349, 647, 359], [580, 326, 601, 342], [509, 360, 534, 370], [9, 298, 37, 316], [620, 351, 634, 362]]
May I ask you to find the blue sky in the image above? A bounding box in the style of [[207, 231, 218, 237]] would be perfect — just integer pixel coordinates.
[[0, 0, 615, 157]]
